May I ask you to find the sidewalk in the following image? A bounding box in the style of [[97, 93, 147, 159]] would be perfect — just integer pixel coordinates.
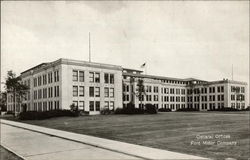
[[1, 119, 208, 160]]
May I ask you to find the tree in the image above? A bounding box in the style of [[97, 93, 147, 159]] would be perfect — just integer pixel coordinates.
[[137, 79, 146, 110], [0, 91, 7, 112], [5, 71, 29, 115]]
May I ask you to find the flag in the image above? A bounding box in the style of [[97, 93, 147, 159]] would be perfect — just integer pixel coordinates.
[[140, 63, 146, 68]]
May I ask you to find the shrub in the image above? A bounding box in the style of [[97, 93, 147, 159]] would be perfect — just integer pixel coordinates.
[[208, 107, 240, 112], [114, 103, 144, 114], [176, 108, 199, 112], [19, 110, 78, 120], [114, 108, 124, 114], [145, 104, 157, 114], [242, 106, 250, 111], [158, 108, 172, 112], [100, 108, 113, 115]]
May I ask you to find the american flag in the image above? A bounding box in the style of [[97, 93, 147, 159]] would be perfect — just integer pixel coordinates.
[[140, 63, 146, 68]]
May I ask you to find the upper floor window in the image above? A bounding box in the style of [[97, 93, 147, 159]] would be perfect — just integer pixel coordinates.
[[104, 87, 109, 97], [79, 71, 84, 82], [43, 74, 47, 85], [89, 87, 94, 97], [54, 70, 59, 82], [153, 86, 158, 93], [34, 78, 37, 87], [73, 70, 78, 81], [95, 87, 100, 97], [89, 72, 94, 83], [104, 73, 109, 83], [79, 86, 84, 97], [95, 73, 100, 83], [176, 89, 180, 95], [110, 88, 114, 98], [73, 86, 78, 97], [110, 74, 114, 84]]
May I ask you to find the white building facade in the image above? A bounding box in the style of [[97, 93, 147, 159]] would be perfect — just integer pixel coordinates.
[[122, 69, 248, 111], [6, 59, 248, 114], [7, 59, 123, 115]]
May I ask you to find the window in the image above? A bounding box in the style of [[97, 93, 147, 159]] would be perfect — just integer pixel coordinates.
[[73, 86, 78, 97], [95, 87, 100, 97], [89, 72, 94, 82], [181, 89, 185, 95], [73, 70, 78, 81], [95, 73, 100, 83], [38, 76, 42, 86], [34, 90, 37, 100], [56, 70, 59, 82], [79, 86, 84, 97], [221, 86, 224, 92], [89, 101, 94, 111], [104, 101, 109, 109], [73, 101, 78, 108], [43, 88, 47, 98], [176, 89, 180, 95], [231, 95, 235, 100], [34, 78, 37, 87], [154, 86, 158, 93], [79, 71, 84, 82], [54, 71, 57, 82], [110, 101, 114, 111], [104, 73, 109, 83], [110, 74, 114, 84], [217, 86, 220, 93], [96, 101, 100, 111], [89, 87, 94, 97], [110, 88, 114, 98], [79, 101, 84, 111], [154, 95, 158, 101], [54, 86, 57, 97], [241, 87, 245, 93], [104, 87, 109, 97], [57, 86, 59, 97], [43, 74, 47, 85]]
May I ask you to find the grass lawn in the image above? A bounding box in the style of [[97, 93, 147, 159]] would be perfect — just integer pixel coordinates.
[[6, 112, 250, 160], [0, 146, 23, 160]]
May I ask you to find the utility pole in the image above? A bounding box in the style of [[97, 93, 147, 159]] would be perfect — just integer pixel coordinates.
[[89, 32, 91, 62], [232, 64, 234, 81]]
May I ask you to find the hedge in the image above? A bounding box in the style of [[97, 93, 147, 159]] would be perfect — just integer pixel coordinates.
[[158, 108, 172, 112], [18, 110, 79, 120], [176, 108, 199, 112], [207, 107, 240, 112]]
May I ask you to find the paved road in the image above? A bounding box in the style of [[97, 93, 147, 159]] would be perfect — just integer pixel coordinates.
[[1, 124, 141, 160]]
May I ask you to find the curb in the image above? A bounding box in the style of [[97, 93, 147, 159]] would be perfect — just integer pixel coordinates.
[[1, 143, 27, 160]]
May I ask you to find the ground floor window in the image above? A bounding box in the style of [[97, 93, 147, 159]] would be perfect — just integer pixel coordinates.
[[79, 101, 84, 111], [96, 101, 100, 111], [89, 101, 94, 111]]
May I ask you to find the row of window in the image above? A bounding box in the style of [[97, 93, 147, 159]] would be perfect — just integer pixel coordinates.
[[231, 103, 245, 108], [72, 101, 115, 111], [187, 86, 224, 94], [231, 86, 245, 93], [73, 86, 114, 98], [34, 70, 59, 87], [73, 70, 115, 84], [231, 94, 245, 101], [34, 86, 59, 100]]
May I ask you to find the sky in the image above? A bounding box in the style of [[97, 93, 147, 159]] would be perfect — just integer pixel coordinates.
[[1, 1, 249, 98]]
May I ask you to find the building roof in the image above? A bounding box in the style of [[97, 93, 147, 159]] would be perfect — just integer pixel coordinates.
[[21, 63, 49, 74], [123, 72, 188, 82], [122, 68, 143, 73], [20, 58, 123, 76]]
